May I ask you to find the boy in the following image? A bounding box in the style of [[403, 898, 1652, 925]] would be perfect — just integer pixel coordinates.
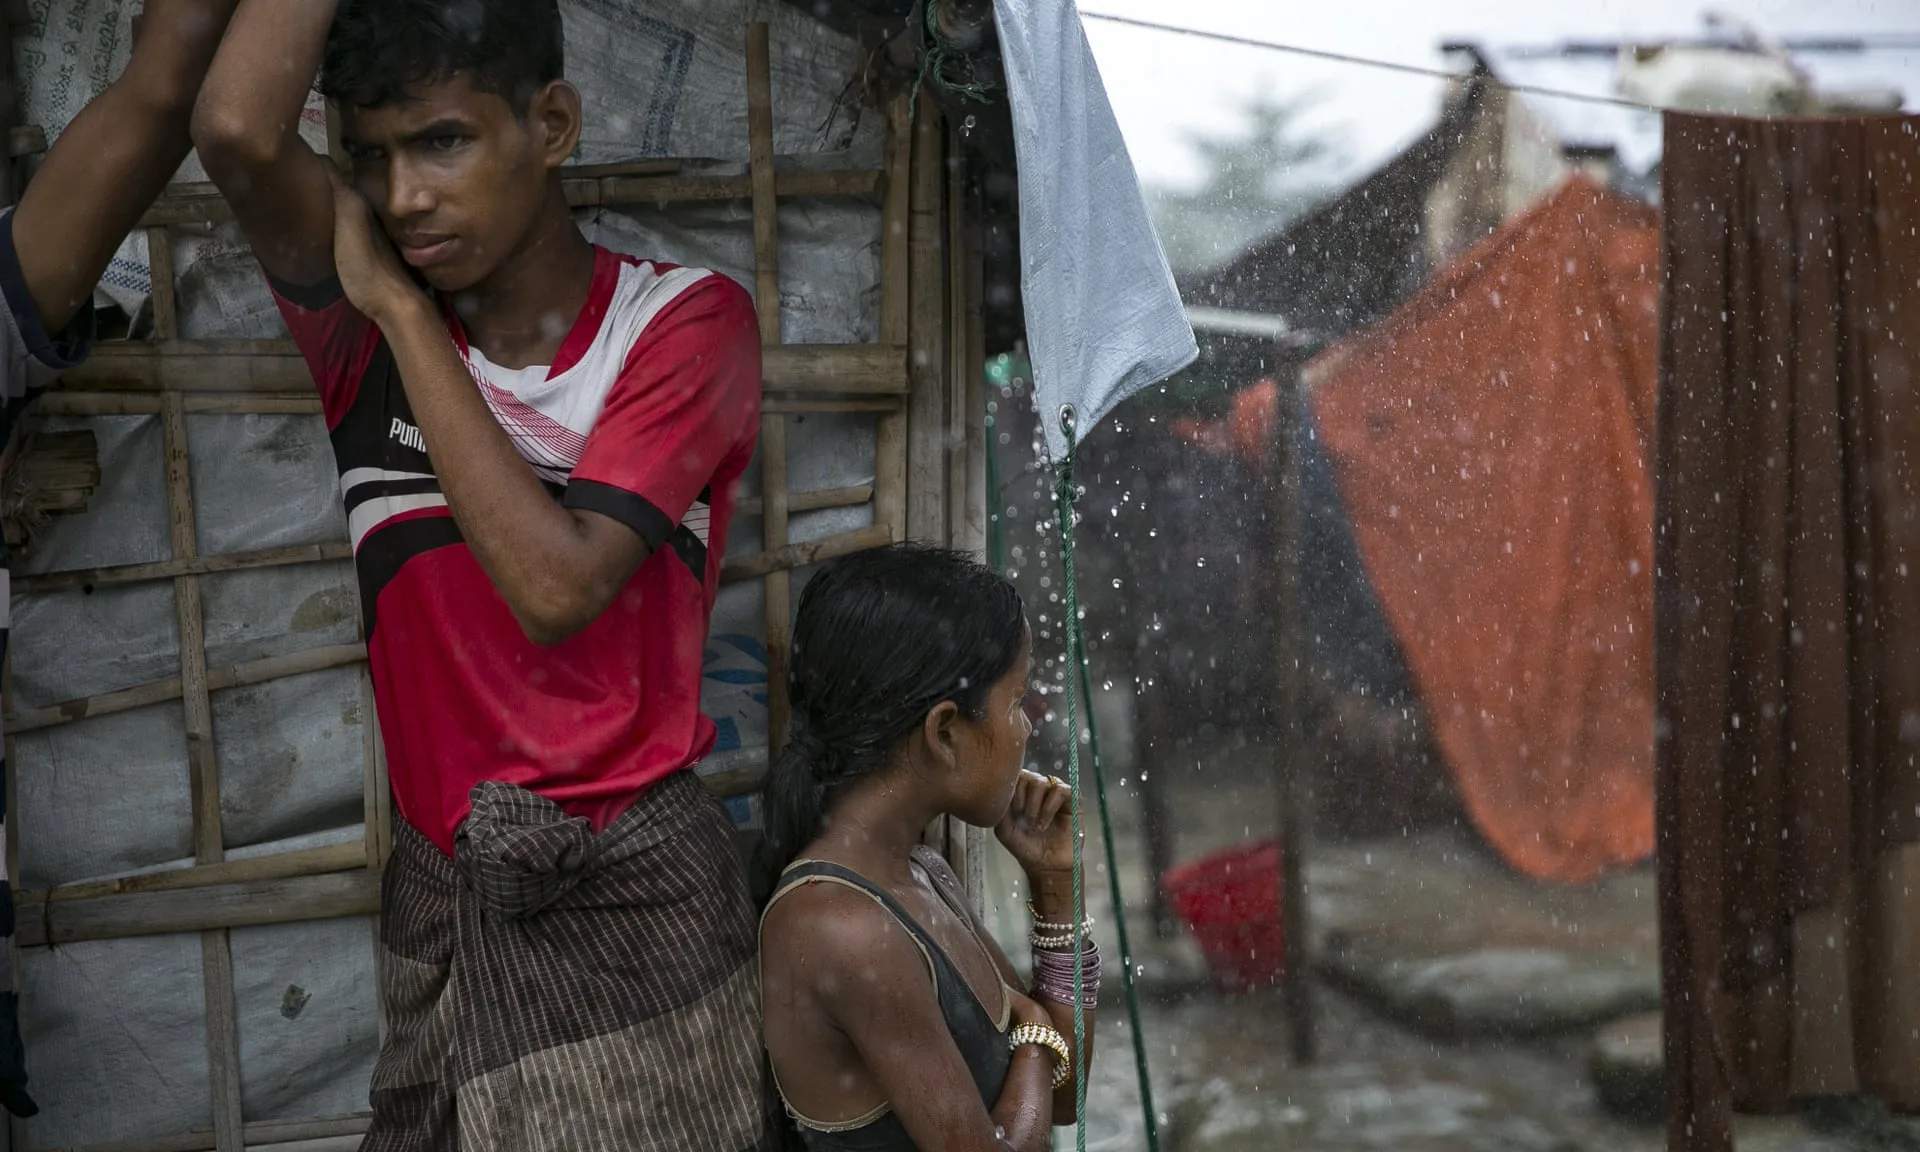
[[191, 2, 769, 1148], [0, 0, 244, 1114]]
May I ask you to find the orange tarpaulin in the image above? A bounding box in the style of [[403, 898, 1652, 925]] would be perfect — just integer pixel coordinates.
[[1189, 175, 1660, 883]]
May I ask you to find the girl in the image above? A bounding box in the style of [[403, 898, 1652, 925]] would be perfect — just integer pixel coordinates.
[[757, 544, 1101, 1152]]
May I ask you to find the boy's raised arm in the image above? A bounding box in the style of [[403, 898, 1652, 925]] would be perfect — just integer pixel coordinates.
[[190, 0, 340, 289]]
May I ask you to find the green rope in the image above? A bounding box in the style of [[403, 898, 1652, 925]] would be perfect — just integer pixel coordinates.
[[1074, 552, 1161, 1152], [1050, 407, 1161, 1152], [985, 385, 1007, 578], [911, 0, 999, 123]]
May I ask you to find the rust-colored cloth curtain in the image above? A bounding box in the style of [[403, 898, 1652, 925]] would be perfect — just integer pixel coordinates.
[[1658, 112, 1920, 1152]]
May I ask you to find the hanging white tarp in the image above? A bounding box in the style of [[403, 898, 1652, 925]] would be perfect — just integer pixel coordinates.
[[990, 0, 1196, 461]]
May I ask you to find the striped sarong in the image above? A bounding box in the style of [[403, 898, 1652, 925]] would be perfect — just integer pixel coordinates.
[[366, 770, 772, 1151]]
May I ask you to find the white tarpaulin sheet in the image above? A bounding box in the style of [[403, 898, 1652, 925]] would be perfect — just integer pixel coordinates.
[[12, 1, 882, 1145], [989, 0, 1195, 461]]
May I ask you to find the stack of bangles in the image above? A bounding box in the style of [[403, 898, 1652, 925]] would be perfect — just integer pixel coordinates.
[[1027, 902, 1101, 1009]]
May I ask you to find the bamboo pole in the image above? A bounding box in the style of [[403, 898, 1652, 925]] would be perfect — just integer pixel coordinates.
[[940, 132, 980, 879], [759, 398, 901, 415], [60, 343, 313, 391], [200, 930, 245, 1149], [26, 841, 366, 904], [4, 643, 367, 735], [958, 182, 989, 562], [761, 344, 908, 394], [32, 392, 323, 416], [905, 90, 948, 545], [161, 396, 220, 863], [138, 164, 880, 229], [56, 342, 908, 396], [7, 672, 191, 732], [699, 760, 771, 802], [67, 1112, 372, 1152], [747, 23, 794, 764], [18, 869, 382, 949], [147, 227, 177, 341], [158, 394, 246, 1149], [719, 525, 890, 585], [14, 541, 351, 596], [945, 133, 974, 557], [950, 138, 990, 900], [568, 167, 884, 209], [91, 338, 288, 355], [736, 484, 873, 518], [906, 91, 952, 857], [361, 668, 387, 870], [874, 92, 913, 543]]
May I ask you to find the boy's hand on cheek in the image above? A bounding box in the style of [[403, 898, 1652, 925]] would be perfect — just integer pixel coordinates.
[[325, 161, 427, 325]]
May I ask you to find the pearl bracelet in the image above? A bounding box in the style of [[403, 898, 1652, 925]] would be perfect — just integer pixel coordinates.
[[1027, 914, 1094, 951], [1028, 930, 1086, 950], [1008, 1021, 1073, 1089], [1026, 902, 1094, 936]]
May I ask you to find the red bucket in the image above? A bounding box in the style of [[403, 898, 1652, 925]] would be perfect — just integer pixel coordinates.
[[1161, 840, 1285, 993]]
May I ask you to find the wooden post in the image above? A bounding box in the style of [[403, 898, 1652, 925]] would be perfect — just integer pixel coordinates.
[[942, 134, 989, 894], [1137, 658, 1178, 937], [957, 173, 987, 562], [905, 89, 947, 546], [907, 90, 951, 856], [1270, 371, 1315, 1064], [746, 24, 793, 763]]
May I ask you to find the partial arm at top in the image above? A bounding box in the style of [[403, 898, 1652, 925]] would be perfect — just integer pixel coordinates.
[[12, 0, 242, 335]]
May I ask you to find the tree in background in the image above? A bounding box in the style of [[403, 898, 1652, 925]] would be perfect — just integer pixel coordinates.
[[1148, 88, 1348, 278]]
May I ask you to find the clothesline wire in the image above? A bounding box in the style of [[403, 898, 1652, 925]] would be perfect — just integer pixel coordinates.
[[1079, 11, 1668, 113]]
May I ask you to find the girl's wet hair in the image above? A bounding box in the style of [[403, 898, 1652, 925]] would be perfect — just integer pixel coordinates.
[[754, 543, 1026, 902]]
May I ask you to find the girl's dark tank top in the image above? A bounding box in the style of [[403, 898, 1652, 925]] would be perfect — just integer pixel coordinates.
[[763, 848, 1013, 1151]]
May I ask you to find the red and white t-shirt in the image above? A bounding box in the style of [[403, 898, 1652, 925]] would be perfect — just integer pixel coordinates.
[[272, 246, 760, 856]]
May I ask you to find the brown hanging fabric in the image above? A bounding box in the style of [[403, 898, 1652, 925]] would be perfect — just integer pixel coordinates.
[[1658, 112, 1920, 1152]]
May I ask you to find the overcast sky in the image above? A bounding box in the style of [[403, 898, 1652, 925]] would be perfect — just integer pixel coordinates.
[[1083, 0, 1920, 191]]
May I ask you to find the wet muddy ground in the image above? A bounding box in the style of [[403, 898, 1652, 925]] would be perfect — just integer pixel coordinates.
[[1063, 982, 1909, 1152], [983, 737, 1920, 1151]]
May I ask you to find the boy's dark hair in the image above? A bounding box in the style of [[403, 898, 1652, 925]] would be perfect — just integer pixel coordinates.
[[322, 0, 565, 112]]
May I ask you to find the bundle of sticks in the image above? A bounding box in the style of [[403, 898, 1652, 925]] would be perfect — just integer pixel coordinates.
[[1, 424, 99, 553]]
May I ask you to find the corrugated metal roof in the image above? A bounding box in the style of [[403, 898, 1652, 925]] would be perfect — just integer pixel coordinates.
[[1181, 78, 1495, 340], [1472, 37, 1920, 176]]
